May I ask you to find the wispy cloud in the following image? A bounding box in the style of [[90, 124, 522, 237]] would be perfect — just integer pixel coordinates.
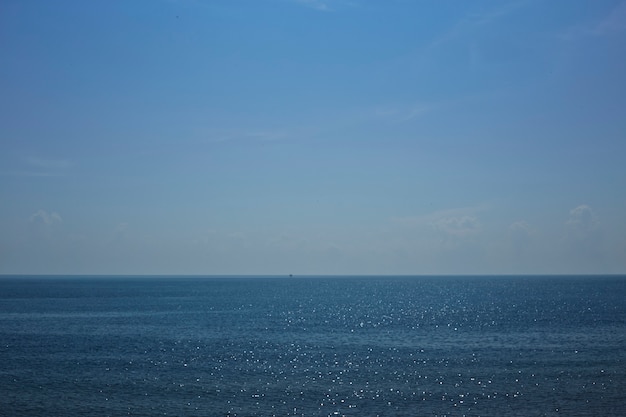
[[466, 1, 529, 26], [1, 156, 70, 177], [595, 1, 626, 35], [373, 91, 499, 125], [204, 128, 290, 144], [289, 0, 356, 12], [559, 1, 626, 40], [402, 0, 532, 83], [426, 1, 529, 52], [1, 171, 66, 177], [294, 0, 331, 12], [374, 103, 435, 122], [25, 157, 70, 170]]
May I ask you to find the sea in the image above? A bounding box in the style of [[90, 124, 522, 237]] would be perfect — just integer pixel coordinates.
[[0, 275, 625, 417]]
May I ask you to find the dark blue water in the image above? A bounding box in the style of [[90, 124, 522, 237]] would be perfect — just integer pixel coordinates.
[[1, 276, 625, 416]]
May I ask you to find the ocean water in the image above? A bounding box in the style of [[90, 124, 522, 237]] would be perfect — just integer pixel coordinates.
[[0, 276, 625, 416]]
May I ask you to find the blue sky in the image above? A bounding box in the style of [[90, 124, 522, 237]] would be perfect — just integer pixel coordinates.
[[1, 0, 625, 275]]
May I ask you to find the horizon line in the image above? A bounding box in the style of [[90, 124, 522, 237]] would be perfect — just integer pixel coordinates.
[[1, 273, 625, 278]]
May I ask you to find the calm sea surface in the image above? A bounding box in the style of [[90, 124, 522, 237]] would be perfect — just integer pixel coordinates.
[[0, 276, 625, 416]]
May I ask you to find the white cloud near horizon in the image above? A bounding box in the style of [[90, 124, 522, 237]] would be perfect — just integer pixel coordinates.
[[389, 206, 486, 258], [567, 205, 599, 232], [509, 220, 534, 234], [560, 205, 607, 272], [27, 210, 64, 244], [566, 205, 601, 248], [392, 205, 487, 228], [434, 215, 481, 237]]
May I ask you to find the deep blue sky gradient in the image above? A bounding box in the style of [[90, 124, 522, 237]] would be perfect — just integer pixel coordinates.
[[1, 0, 625, 274]]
